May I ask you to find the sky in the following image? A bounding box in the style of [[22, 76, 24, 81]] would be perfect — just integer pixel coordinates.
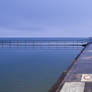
[[0, 0, 92, 37]]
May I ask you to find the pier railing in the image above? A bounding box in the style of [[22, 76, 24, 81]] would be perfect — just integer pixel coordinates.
[[0, 39, 88, 47]]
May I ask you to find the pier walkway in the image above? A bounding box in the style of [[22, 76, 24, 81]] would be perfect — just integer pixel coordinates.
[[57, 43, 92, 92]]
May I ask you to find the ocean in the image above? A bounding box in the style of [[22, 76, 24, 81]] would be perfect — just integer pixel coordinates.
[[0, 38, 88, 92]]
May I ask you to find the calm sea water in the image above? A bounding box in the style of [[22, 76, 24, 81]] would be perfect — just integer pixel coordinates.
[[0, 38, 87, 92]]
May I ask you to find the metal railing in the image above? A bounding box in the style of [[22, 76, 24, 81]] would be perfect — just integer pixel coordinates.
[[0, 39, 88, 46]]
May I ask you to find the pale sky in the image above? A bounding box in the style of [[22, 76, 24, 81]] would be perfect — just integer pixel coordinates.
[[0, 0, 92, 37]]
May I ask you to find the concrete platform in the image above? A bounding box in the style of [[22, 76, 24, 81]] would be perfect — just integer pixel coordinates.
[[58, 43, 92, 92]]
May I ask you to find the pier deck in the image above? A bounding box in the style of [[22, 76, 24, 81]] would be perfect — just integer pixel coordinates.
[[57, 43, 92, 92]]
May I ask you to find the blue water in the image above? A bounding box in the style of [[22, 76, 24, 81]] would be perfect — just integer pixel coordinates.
[[0, 38, 85, 92]]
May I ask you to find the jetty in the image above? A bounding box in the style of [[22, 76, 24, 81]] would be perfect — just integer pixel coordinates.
[[51, 42, 92, 92], [0, 39, 87, 47]]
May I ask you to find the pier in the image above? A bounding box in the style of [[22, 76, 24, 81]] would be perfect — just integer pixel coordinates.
[[50, 42, 92, 92], [0, 39, 87, 47]]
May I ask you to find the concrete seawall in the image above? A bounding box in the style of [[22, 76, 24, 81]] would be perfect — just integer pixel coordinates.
[[56, 43, 92, 92]]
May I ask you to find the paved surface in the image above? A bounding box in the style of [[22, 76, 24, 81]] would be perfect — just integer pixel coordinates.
[[59, 44, 92, 92], [60, 82, 85, 92]]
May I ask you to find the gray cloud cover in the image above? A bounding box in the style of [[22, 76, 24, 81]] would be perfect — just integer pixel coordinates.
[[0, 0, 92, 37]]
